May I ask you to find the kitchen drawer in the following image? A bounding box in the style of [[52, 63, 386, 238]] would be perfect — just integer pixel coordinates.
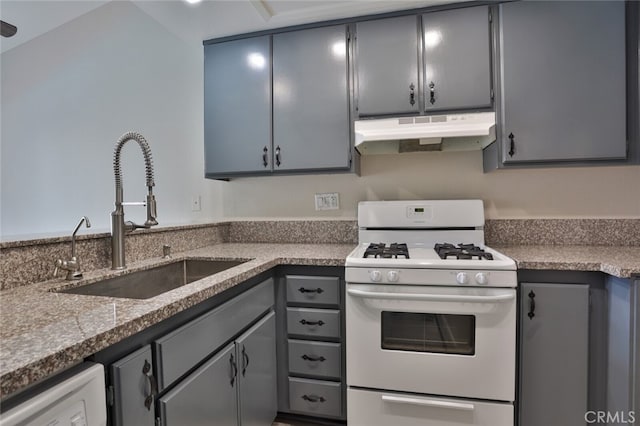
[[286, 275, 340, 307], [154, 279, 274, 390], [348, 387, 514, 426], [288, 340, 341, 380], [289, 377, 342, 418], [287, 307, 340, 339]]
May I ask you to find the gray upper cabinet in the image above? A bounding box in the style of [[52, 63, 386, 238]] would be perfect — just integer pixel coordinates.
[[422, 6, 492, 112], [204, 36, 271, 175], [273, 25, 351, 171], [519, 283, 589, 426], [355, 15, 420, 116], [499, 1, 627, 163]]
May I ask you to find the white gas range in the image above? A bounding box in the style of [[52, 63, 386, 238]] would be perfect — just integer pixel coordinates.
[[345, 200, 517, 426]]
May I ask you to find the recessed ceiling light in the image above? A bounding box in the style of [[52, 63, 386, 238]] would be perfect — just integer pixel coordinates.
[[184, 0, 202, 4]]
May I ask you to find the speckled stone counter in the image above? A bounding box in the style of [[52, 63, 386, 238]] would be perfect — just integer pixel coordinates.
[[494, 245, 640, 278], [0, 243, 355, 399]]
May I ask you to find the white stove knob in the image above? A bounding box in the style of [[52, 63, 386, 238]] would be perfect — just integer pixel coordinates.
[[370, 270, 382, 282], [387, 270, 399, 282], [475, 272, 489, 285], [456, 272, 469, 285]]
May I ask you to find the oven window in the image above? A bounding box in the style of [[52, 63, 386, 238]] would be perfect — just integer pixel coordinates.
[[381, 312, 475, 355]]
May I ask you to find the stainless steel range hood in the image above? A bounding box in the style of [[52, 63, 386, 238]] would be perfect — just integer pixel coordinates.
[[354, 112, 496, 155]]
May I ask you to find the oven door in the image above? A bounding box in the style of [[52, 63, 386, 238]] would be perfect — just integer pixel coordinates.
[[346, 283, 516, 401]]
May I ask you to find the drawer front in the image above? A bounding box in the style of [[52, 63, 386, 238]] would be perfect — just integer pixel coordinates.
[[288, 340, 341, 379], [289, 377, 342, 418], [154, 278, 274, 390], [287, 307, 341, 339], [286, 275, 340, 306], [348, 387, 514, 426]]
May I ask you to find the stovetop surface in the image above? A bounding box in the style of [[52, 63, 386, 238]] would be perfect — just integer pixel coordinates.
[[346, 242, 516, 271]]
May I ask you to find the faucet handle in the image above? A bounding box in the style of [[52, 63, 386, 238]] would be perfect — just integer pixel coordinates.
[[53, 259, 63, 277]]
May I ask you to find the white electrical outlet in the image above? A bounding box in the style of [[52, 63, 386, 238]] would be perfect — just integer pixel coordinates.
[[315, 193, 340, 211], [191, 195, 201, 212]]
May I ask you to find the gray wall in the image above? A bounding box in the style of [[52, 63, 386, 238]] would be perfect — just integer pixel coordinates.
[[0, 1, 224, 240]]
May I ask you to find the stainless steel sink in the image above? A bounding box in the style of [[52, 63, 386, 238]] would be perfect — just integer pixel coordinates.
[[59, 259, 246, 299]]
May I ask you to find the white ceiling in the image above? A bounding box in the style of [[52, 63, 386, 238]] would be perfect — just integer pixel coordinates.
[[0, 0, 460, 53]]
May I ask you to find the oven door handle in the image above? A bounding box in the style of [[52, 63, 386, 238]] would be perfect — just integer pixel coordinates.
[[347, 288, 514, 303], [381, 395, 475, 411]]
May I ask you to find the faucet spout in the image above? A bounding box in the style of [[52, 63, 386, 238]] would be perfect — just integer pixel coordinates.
[[111, 132, 158, 270]]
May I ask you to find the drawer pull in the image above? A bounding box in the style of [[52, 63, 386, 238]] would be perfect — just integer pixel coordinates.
[[300, 319, 325, 326], [229, 353, 238, 387], [241, 344, 250, 376], [298, 287, 324, 294], [301, 354, 326, 362], [302, 394, 326, 403], [142, 359, 157, 411]]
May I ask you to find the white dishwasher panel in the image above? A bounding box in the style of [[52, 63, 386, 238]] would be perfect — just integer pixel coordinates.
[[0, 363, 106, 426]]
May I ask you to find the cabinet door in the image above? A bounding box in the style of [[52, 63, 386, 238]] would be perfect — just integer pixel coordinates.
[[237, 311, 277, 426], [499, 1, 626, 163], [422, 6, 492, 112], [355, 15, 420, 116], [272, 25, 350, 171], [519, 283, 589, 426], [111, 345, 155, 426], [204, 36, 271, 175], [159, 344, 238, 426]]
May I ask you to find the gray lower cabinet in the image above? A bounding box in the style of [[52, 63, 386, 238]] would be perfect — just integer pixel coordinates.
[[109, 278, 276, 426], [355, 15, 420, 116], [159, 344, 238, 426], [237, 311, 278, 426], [497, 1, 627, 164], [278, 272, 345, 421], [110, 345, 156, 426], [422, 5, 492, 112], [519, 283, 590, 426], [272, 25, 351, 172], [159, 311, 277, 426], [605, 276, 640, 418], [204, 36, 271, 176]]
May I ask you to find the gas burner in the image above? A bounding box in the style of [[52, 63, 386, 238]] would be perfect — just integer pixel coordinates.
[[364, 243, 410, 259], [434, 243, 494, 260]]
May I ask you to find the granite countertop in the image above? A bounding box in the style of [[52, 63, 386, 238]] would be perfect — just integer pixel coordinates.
[[0, 242, 355, 399], [2, 241, 639, 399], [495, 245, 640, 278]]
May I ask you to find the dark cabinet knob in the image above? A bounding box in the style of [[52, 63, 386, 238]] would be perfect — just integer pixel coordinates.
[[429, 81, 436, 105], [508, 133, 515, 157], [409, 83, 416, 106], [527, 290, 536, 319]]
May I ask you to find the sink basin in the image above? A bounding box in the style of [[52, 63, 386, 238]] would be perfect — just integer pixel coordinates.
[[59, 259, 246, 299]]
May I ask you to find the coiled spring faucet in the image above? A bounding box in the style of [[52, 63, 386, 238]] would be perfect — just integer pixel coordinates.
[[111, 132, 158, 269]]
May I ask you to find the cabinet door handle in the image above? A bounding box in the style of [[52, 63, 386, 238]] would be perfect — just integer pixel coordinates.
[[229, 353, 238, 387], [142, 359, 157, 411], [298, 287, 324, 294], [302, 394, 326, 403], [428, 81, 436, 105], [527, 290, 536, 319], [300, 319, 325, 326], [241, 345, 249, 377], [302, 354, 326, 362], [409, 83, 416, 106], [275, 145, 281, 167], [262, 146, 268, 167], [508, 133, 515, 157]]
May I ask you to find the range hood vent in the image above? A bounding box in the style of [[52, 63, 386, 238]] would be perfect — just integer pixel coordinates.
[[354, 112, 496, 155]]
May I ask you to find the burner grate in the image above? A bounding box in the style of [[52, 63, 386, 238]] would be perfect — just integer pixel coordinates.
[[434, 243, 494, 260], [364, 243, 410, 259]]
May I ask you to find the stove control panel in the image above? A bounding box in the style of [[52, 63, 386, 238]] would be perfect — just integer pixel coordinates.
[[347, 268, 517, 287]]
